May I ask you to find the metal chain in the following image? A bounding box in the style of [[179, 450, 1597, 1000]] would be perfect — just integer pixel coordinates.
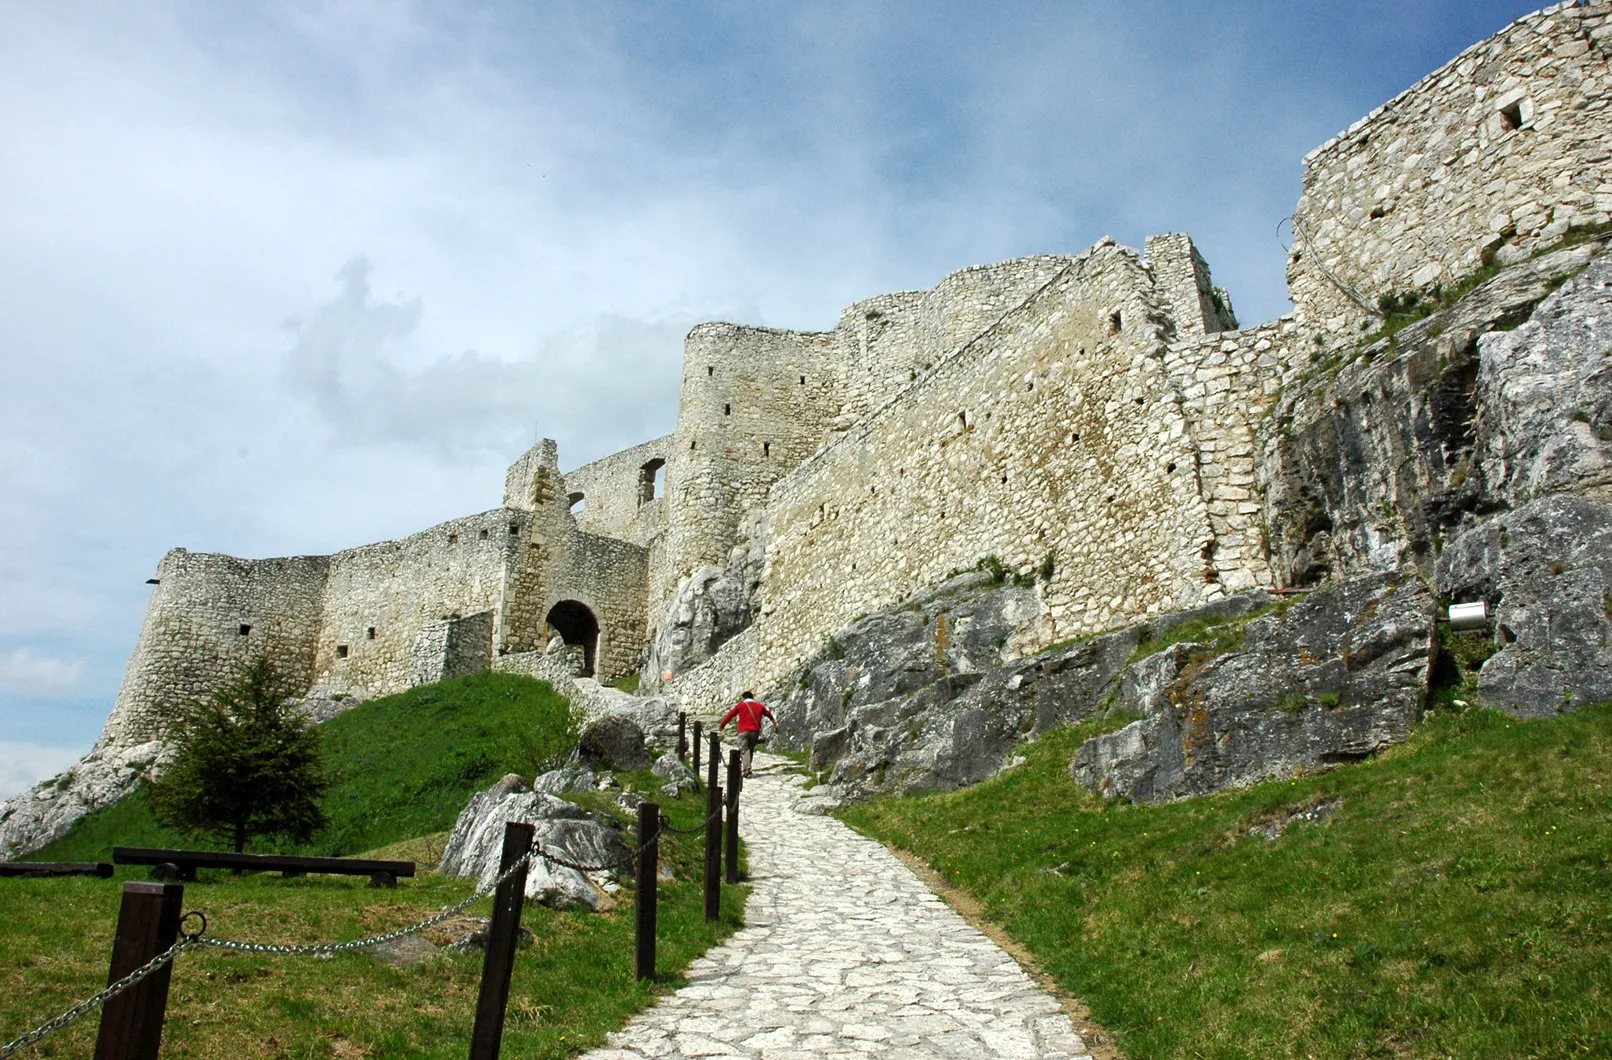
[[529, 840, 627, 876], [1, 937, 198, 1058], [195, 847, 540, 958], [656, 807, 722, 836]]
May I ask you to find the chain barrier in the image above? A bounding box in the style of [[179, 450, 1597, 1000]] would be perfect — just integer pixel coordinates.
[[1, 936, 199, 1058], [654, 807, 721, 838], [4, 803, 727, 1056]]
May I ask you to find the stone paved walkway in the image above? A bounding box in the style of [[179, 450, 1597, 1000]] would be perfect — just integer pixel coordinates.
[[583, 752, 1093, 1059]]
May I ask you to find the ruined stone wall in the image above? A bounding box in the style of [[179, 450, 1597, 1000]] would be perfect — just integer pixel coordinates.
[[1161, 316, 1313, 591], [311, 510, 522, 699], [99, 549, 329, 746], [1145, 233, 1238, 340], [1289, 0, 1612, 337], [563, 435, 672, 548], [659, 324, 843, 603], [541, 524, 650, 681], [667, 241, 1240, 712]]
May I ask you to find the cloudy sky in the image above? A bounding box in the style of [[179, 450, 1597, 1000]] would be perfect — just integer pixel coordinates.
[[0, 0, 1542, 796]]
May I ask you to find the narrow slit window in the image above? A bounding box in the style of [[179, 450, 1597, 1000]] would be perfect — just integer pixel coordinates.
[[367, 627, 376, 639], [707, 365, 715, 376], [763, 442, 771, 457], [799, 375, 806, 385], [724, 403, 731, 416]]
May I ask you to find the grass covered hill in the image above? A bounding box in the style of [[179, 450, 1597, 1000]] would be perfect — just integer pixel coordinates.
[[36, 672, 578, 862], [843, 704, 1612, 1060], [5, 673, 747, 1057]]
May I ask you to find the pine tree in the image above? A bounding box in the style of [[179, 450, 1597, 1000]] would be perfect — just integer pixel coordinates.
[[147, 656, 329, 853]]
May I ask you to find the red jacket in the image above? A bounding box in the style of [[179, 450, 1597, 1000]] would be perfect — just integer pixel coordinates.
[[720, 699, 775, 734]]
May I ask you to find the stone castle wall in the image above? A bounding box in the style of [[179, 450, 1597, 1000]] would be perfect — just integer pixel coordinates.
[[563, 435, 672, 548], [101, 549, 330, 745], [668, 240, 1260, 710], [1289, 0, 1612, 335], [311, 510, 521, 698]]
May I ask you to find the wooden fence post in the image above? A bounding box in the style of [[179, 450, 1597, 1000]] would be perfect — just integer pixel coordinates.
[[677, 712, 687, 761], [703, 730, 723, 923], [635, 802, 659, 981], [469, 820, 535, 1060], [94, 881, 183, 1060], [725, 749, 741, 885], [692, 720, 703, 783]]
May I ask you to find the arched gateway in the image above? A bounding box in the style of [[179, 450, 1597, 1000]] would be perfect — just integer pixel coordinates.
[[544, 600, 599, 677]]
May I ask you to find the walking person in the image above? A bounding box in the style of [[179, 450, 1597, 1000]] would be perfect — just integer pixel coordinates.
[[719, 690, 776, 778]]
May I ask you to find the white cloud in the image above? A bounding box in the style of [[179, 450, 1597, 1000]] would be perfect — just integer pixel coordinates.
[[0, 741, 87, 801], [0, 649, 88, 699]]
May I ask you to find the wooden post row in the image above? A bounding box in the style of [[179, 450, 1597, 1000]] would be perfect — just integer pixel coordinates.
[[725, 749, 742, 885], [469, 820, 535, 1060], [95, 881, 183, 1060], [635, 802, 659, 981]]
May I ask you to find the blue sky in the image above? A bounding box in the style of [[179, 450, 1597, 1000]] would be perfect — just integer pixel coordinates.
[[0, 0, 1544, 796]]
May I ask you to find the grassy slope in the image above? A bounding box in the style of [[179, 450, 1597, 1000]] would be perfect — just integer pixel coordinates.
[[842, 705, 1612, 1059], [7, 673, 748, 1057], [35, 672, 577, 861]]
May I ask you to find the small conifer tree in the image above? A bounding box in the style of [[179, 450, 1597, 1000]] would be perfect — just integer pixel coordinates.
[[147, 656, 329, 853]]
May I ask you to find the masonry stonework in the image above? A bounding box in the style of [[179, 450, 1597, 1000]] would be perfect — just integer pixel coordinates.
[[61, 2, 1610, 779]]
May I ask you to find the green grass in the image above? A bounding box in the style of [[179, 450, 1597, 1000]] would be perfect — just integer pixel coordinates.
[[842, 706, 1612, 1059], [35, 672, 578, 861], [2, 782, 742, 1058], [5, 673, 748, 1057]]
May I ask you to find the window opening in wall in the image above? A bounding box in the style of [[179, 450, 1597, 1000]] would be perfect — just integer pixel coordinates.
[[1001, 473, 1008, 485], [763, 442, 771, 457], [800, 375, 806, 385], [690, 440, 697, 451], [544, 600, 600, 677], [1108, 311, 1122, 335], [479, 528, 489, 540], [568, 492, 586, 515], [448, 532, 459, 544], [336, 645, 349, 659], [1500, 99, 1523, 131], [238, 624, 251, 636], [1071, 432, 1081, 443], [367, 627, 376, 639], [1166, 462, 1177, 473], [707, 365, 714, 376], [910, 369, 917, 381], [638, 458, 666, 506], [509, 522, 520, 535], [724, 403, 731, 416]]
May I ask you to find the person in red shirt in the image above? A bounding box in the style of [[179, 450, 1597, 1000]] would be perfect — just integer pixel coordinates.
[[719, 691, 776, 777]]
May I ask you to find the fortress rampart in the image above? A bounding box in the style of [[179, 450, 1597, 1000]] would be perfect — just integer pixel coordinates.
[[1289, 1, 1612, 334], [71, 0, 1612, 766]]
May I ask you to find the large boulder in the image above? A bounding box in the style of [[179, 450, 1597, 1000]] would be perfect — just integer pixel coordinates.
[[438, 784, 632, 910], [577, 715, 650, 773], [643, 518, 767, 693], [1072, 569, 1435, 802], [1437, 495, 1612, 717]]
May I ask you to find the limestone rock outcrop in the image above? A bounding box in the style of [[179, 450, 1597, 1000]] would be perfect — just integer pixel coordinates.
[[1072, 570, 1435, 801], [438, 781, 631, 911], [0, 740, 168, 860], [578, 715, 650, 773], [1437, 496, 1612, 717]]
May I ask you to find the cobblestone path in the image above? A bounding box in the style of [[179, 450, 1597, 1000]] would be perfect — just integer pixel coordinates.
[[584, 752, 1093, 1059]]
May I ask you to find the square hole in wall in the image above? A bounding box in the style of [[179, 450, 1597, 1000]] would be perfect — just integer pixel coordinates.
[[367, 627, 376, 639], [238, 624, 251, 636], [479, 528, 489, 540], [448, 532, 459, 544], [1499, 100, 1523, 131], [336, 645, 349, 659], [509, 522, 520, 534]]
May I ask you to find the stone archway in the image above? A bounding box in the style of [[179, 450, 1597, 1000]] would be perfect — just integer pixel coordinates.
[[545, 600, 599, 677]]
